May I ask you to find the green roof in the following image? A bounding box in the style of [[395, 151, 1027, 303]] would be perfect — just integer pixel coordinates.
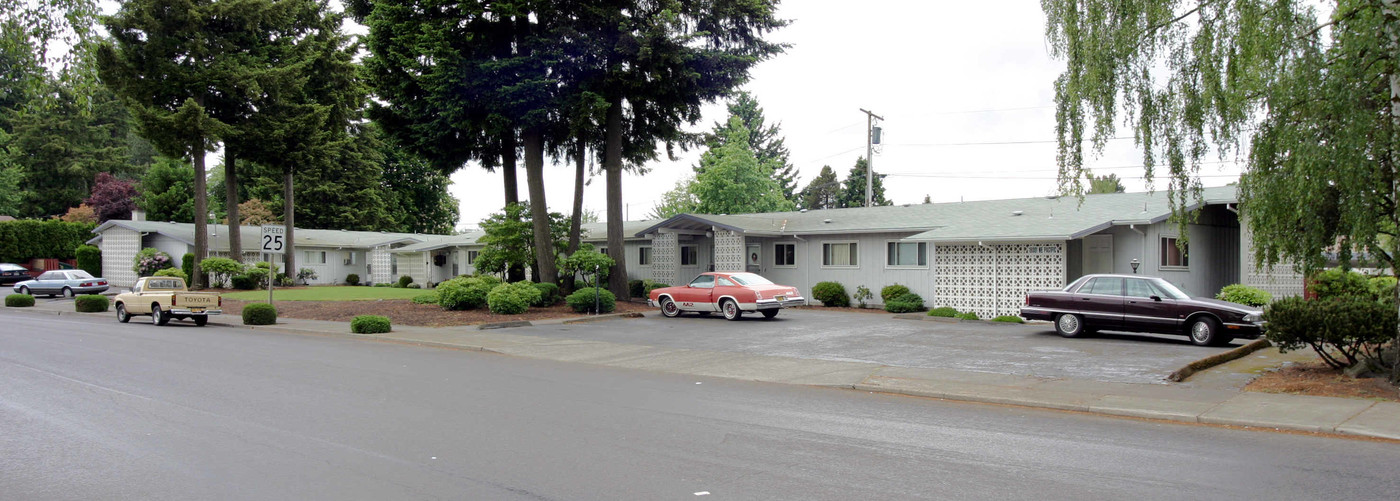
[[636, 186, 1239, 242], [90, 220, 456, 252]]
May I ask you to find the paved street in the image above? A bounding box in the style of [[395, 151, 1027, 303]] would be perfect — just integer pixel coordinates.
[[3, 311, 1399, 500], [509, 308, 1240, 384]]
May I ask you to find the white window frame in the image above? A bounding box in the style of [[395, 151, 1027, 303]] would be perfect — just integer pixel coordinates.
[[773, 242, 797, 268], [466, 249, 479, 265], [638, 246, 653, 266], [304, 250, 326, 265], [884, 240, 929, 269], [680, 245, 698, 266], [821, 241, 859, 268], [1159, 236, 1189, 270]]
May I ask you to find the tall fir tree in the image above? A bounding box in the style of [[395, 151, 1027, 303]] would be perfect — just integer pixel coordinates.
[[690, 118, 793, 215], [697, 92, 797, 203], [798, 165, 841, 210], [836, 158, 890, 208]]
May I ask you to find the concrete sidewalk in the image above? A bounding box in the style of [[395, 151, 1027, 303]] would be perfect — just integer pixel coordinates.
[[9, 301, 1400, 441]]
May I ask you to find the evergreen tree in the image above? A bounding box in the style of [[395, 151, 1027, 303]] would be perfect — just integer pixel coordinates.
[[690, 118, 793, 215], [836, 158, 890, 208], [698, 92, 797, 203], [138, 157, 196, 223], [798, 165, 841, 210], [1085, 171, 1125, 194], [7, 82, 138, 218]]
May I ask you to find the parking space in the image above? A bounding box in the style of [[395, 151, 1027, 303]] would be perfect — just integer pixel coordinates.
[[511, 308, 1240, 384]]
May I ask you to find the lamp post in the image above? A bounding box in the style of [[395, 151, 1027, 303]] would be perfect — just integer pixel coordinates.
[[1130, 258, 1140, 274], [593, 263, 600, 316]]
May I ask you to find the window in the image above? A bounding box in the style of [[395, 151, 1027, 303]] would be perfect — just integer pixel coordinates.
[[774, 243, 796, 267], [346, 252, 357, 265], [304, 250, 326, 264], [1125, 279, 1156, 298], [822, 242, 858, 267], [638, 247, 653, 266], [466, 250, 479, 265], [1084, 277, 1123, 295], [689, 274, 714, 288], [716, 277, 735, 286], [886, 241, 928, 267], [390, 254, 398, 274], [597, 247, 607, 257], [681, 245, 698, 266], [37, 271, 59, 281], [1160, 237, 1189, 267]]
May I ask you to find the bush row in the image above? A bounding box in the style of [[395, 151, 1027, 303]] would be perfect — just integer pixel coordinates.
[[0, 220, 96, 262], [435, 275, 583, 314], [627, 279, 670, 298], [812, 281, 928, 313]]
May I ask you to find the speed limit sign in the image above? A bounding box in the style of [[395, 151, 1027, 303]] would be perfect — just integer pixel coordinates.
[[261, 225, 286, 254]]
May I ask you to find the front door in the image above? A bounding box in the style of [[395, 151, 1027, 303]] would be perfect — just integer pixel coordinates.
[[746, 244, 761, 273], [1083, 234, 1114, 275]]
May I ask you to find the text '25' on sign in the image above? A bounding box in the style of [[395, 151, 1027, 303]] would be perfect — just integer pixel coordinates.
[[261, 225, 286, 254]]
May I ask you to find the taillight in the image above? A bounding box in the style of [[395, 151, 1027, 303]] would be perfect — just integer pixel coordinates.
[[218, 296, 222, 307], [172, 295, 177, 306], [80, 282, 92, 287], [1024, 295, 1029, 306]]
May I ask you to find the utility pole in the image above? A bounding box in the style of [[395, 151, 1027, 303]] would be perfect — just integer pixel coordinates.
[[859, 108, 884, 207]]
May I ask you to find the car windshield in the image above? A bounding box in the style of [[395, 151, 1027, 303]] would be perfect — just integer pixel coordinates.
[[0, 263, 22, 271], [1150, 278, 1191, 299], [68, 270, 94, 279], [728, 273, 773, 286]]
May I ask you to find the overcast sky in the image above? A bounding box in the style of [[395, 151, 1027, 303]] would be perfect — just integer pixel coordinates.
[[439, 0, 1245, 230]]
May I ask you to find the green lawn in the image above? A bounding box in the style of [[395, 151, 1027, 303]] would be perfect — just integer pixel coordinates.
[[222, 286, 428, 301]]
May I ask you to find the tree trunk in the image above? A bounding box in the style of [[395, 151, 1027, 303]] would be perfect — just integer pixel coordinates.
[[523, 129, 557, 284], [569, 140, 585, 254], [191, 140, 208, 290], [224, 149, 242, 263], [283, 167, 296, 282], [503, 133, 525, 282], [604, 96, 628, 299]]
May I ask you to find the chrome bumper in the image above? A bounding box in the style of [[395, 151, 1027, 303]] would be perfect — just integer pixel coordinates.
[[755, 297, 807, 309], [172, 309, 222, 316], [647, 299, 658, 308]]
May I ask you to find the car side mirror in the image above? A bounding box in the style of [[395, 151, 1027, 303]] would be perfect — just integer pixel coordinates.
[[1150, 295, 1162, 302]]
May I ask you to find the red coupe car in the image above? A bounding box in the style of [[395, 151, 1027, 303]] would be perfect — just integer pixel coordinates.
[[648, 272, 806, 320]]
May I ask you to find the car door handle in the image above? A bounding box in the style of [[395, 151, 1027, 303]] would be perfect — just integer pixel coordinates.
[[1081, 298, 1091, 301]]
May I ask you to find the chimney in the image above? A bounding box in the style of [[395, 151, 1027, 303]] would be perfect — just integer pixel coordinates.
[[132, 209, 146, 221]]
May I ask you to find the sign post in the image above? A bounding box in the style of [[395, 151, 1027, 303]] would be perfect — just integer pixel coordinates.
[[261, 225, 286, 307]]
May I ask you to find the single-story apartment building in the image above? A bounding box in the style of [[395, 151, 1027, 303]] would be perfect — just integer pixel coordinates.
[[89, 186, 1303, 318]]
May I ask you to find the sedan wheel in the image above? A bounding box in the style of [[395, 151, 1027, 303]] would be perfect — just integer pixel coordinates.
[[18, 286, 29, 295], [660, 297, 682, 318], [1054, 313, 1085, 338], [760, 309, 778, 319], [1189, 317, 1223, 346], [722, 300, 742, 321], [116, 304, 130, 323], [62, 287, 74, 299]]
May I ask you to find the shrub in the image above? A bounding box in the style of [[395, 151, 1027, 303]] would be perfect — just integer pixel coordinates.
[[0, 220, 96, 262], [927, 306, 959, 317], [1310, 268, 1370, 299], [6, 294, 35, 307], [566, 287, 616, 314], [153, 268, 189, 285], [297, 268, 317, 285], [132, 248, 174, 277], [884, 292, 925, 313], [407, 283, 421, 289], [200, 257, 245, 288], [244, 267, 270, 289], [230, 274, 258, 290], [351, 315, 392, 334], [412, 293, 439, 305], [955, 311, 980, 320], [242, 303, 277, 325], [880, 284, 911, 303], [76, 244, 102, 277], [437, 275, 500, 310], [488, 282, 542, 315], [646, 282, 670, 294], [853, 285, 873, 308], [182, 253, 195, 282], [1265, 296, 1396, 370], [345, 273, 361, 286], [812, 281, 849, 307], [561, 244, 614, 287], [74, 294, 109, 312], [373, 282, 392, 287], [1368, 276, 1397, 304], [532, 282, 560, 306], [1216, 284, 1272, 307], [397, 275, 414, 288], [991, 315, 1025, 323], [628, 279, 646, 298]]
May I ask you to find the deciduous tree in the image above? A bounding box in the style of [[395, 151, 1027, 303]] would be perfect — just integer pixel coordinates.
[[138, 157, 195, 223], [690, 118, 794, 215], [85, 172, 137, 222], [698, 92, 797, 203]]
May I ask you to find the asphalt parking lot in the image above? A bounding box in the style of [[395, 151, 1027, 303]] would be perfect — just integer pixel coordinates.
[[512, 308, 1244, 385]]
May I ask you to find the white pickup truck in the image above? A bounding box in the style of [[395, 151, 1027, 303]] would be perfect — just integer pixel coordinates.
[[114, 277, 223, 326]]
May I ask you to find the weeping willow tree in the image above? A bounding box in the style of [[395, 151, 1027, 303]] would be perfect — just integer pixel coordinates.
[[1044, 0, 1400, 378]]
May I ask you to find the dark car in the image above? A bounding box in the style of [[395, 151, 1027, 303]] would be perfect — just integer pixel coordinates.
[[0, 263, 31, 285], [1020, 274, 1264, 346]]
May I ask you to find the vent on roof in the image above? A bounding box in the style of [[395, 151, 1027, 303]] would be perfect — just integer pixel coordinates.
[[1011, 211, 1023, 216], [823, 219, 832, 224]]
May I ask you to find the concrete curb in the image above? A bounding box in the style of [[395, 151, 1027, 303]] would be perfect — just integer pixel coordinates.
[[562, 312, 645, 324], [1167, 338, 1272, 382], [893, 313, 1028, 326], [478, 321, 532, 330]]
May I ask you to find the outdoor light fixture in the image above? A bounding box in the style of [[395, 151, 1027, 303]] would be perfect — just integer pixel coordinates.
[[1130, 258, 1140, 274]]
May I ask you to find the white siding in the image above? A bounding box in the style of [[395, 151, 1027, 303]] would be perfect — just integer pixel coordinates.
[[145, 234, 191, 262], [102, 227, 141, 287]]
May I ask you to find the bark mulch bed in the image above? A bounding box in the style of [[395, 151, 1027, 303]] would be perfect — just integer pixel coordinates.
[[1246, 360, 1400, 403], [221, 298, 653, 327]]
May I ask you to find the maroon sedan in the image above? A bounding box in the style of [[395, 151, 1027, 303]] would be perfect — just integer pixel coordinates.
[[1020, 274, 1264, 346], [648, 272, 806, 320]]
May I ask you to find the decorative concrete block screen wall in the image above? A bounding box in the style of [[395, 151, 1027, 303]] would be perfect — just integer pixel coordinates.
[[652, 232, 678, 287], [1240, 222, 1306, 298], [371, 246, 391, 285], [935, 242, 1066, 319], [714, 230, 745, 272], [103, 227, 141, 287]]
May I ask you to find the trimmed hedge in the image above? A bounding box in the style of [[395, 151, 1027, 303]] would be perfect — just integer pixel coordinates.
[[488, 282, 542, 315], [812, 281, 849, 307], [1265, 296, 1396, 370], [345, 273, 361, 286], [351, 315, 392, 334], [76, 244, 102, 278], [991, 315, 1025, 323], [0, 220, 96, 262], [411, 293, 439, 304], [531, 282, 560, 306], [182, 253, 195, 284], [1216, 284, 1272, 307], [242, 303, 277, 325], [880, 284, 911, 303], [566, 287, 616, 314], [397, 275, 414, 288], [927, 306, 959, 317], [200, 257, 244, 288], [230, 274, 258, 290], [437, 275, 501, 310], [75, 294, 109, 312], [884, 292, 925, 313], [5, 294, 35, 307]]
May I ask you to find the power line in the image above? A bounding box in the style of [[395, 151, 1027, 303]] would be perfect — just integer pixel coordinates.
[[884, 135, 1137, 147], [882, 172, 1244, 180]]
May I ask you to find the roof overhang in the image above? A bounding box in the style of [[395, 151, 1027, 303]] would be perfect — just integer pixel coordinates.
[[635, 214, 746, 237]]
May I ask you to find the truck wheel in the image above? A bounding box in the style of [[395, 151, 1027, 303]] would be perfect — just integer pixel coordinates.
[[194, 316, 208, 327], [116, 303, 130, 323], [152, 304, 170, 326]]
